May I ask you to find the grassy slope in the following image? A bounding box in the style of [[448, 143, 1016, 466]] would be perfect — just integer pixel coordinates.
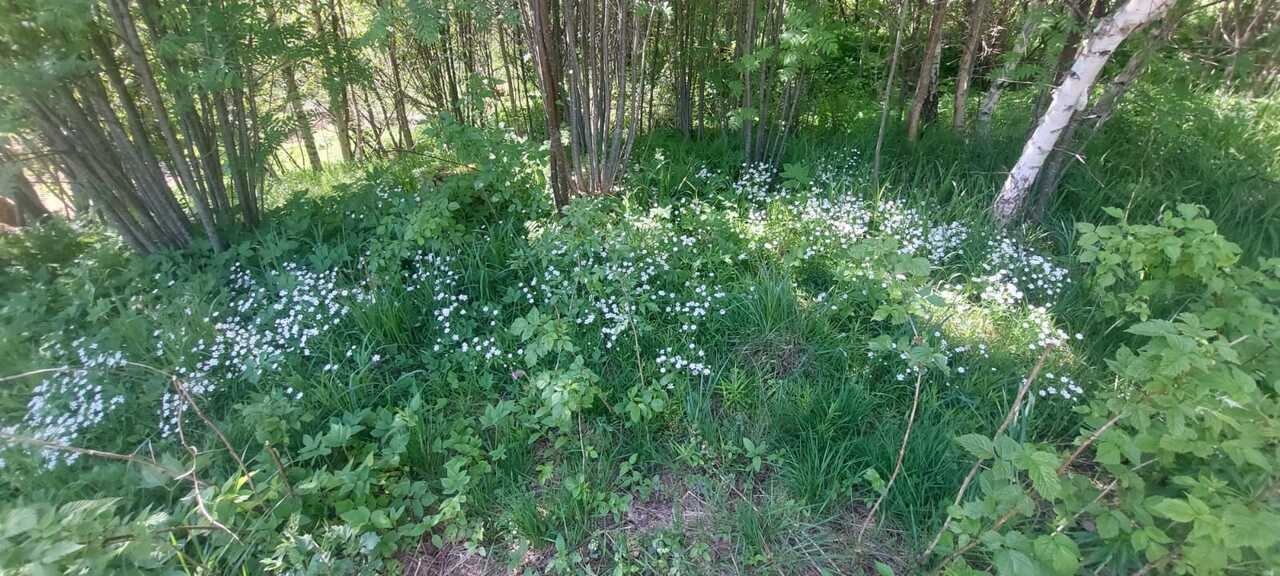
[[0, 87, 1276, 574]]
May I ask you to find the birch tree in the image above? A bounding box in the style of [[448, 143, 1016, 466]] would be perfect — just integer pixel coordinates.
[[1030, 4, 1186, 213], [992, 0, 1176, 225]]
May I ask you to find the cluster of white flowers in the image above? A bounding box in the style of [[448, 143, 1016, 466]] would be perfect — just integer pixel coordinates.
[[866, 330, 990, 385], [977, 236, 1070, 308], [925, 221, 969, 265], [797, 195, 871, 254], [1039, 371, 1084, 402], [403, 250, 509, 363], [809, 150, 863, 193], [162, 261, 354, 435], [1021, 306, 1073, 351], [689, 164, 731, 195], [19, 341, 127, 468], [734, 162, 780, 204], [656, 345, 711, 377], [158, 374, 219, 437], [350, 180, 413, 224], [514, 213, 729, 377], [875, 200, 927, 256], [666, 281, 727, 333], [217, 262, 349, 370]]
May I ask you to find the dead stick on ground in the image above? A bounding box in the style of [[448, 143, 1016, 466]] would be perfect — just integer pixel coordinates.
[[1058, 411, 1124, 475], [919, 345, 1053, 562], [177, 456, 238, 541], [264, 442, 294, 497], [857, 366, 924, 544], [0, 432, 184, 478], [0, 366, 79, 383], [173, 398, 239, 541], [127, 361, 255, 490]]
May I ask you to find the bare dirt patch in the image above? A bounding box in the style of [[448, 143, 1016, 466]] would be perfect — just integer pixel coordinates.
[[739, 335, 811, 380]]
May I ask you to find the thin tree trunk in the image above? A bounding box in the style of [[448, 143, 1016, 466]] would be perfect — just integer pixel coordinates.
[[269, 5, 323, 172], [977, 0, 1041, 136], [107, 0, 223, 251], [1031, 6, 1184, 213], [521, 0, 573, 211], [1030, 0, 1105, 123], [285, 67, 322, 171], [874, 0, 909, 191], [0, 139, 52, 223], [313, 0, 353, 163], [906, 0, 948, 142], [994, 0, 1176, 225], [381, 1, 414, 149], [954, 0, 993, 131]]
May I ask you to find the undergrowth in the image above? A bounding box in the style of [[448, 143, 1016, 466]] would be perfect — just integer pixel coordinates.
[[1, 88, 1277, 575]]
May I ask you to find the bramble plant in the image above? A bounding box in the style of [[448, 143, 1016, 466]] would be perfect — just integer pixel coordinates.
[[925, 204, 1280, 575]]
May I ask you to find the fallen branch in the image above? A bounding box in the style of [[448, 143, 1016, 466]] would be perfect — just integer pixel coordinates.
[[919, 345, 1053, 562], [857, 366, 925, 544], [128, 361, 256, 491], [0, 431, 184, 478]]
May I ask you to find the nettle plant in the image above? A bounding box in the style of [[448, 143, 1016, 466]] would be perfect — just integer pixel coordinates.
[[926, 205, 1280, 575]]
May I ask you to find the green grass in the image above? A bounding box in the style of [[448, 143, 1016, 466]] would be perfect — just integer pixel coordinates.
[[0, 83, 1277, 574]]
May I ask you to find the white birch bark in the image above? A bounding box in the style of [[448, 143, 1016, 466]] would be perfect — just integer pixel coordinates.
[[993, 0, 1175, 225]]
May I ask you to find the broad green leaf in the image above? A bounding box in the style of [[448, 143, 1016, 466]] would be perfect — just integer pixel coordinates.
[[956, 434, 995, 460], [4, 507, 38, 537], [1149, 498, 1197, 523], [1033, 534, 1080, 575], [992, 549, 1038, 576], [340, 506, 371, 527]]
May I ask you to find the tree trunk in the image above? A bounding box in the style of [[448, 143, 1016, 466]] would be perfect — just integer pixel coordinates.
[[993, 0, 1175, 225], [269, 4, 323, 172], [874, 0, 909, 190], [1030, 0, 1106, 123], [106, 0, 223, 251], [285, 65, 322, 171], [953, 0, 993, 131], [0, 139, 52, 224], [906, 0, 948, 142], [1031, 6, 1183, 213], [313, 0, 353, 163], [379, 0, 414, 149], [977, 0, 1041, 136], [520, 0, 573, 211]]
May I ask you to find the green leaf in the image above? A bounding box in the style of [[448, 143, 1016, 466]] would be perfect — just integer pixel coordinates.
[[874, 561, 895, 576], [1126, 320, 1176, 338], [1034, 534, 1080, 575], [340, 506, 371, 527], [4, 507, 38, 537], [1149, 498, 1197, 523], [956, 434, 995, 460], [41, 541, 84, 562], [994, 435, 1023, 460], [1027, 451, 1062, 500], [1096, 512, 1120, 539], [992, 549, 1038, 576]]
